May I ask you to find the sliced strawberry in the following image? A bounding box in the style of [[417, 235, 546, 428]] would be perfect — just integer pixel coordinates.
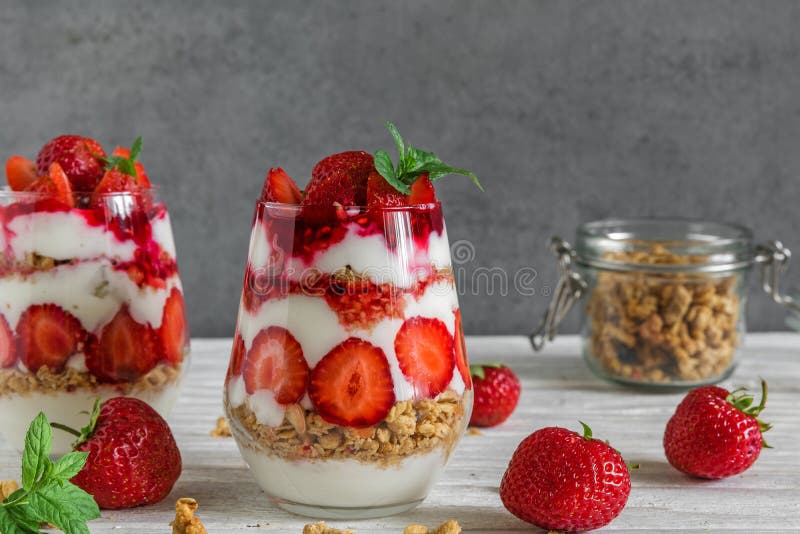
[[159, 288, 188, 365], [227, 334, 246, 381], [309, 337, 395, 427], [5, 155, 38, 191], [17, 304, 86, 372], [260, 167, 303, 203], [453, 310, 471, 389], [408, 173, 436, 204], [112, 146, 151, 188], [366, 170, 407, 207], [394, 317, 455, 398], [86, 307, 159, 383], [303, 151, 374, 206], [36, 135, 107, 191], [27, 163, 75, 207], [0, 315, 16, 368], [90, 168, 142, 207], [243, 326, 309, 404]]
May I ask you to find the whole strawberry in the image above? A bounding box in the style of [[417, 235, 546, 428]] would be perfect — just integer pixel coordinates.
[[57, 397, 182, 509], [663, 380, 770, 479], [500, 423, 631, 532], [36, 134, 107, 190], [469, 363, 520, 427]]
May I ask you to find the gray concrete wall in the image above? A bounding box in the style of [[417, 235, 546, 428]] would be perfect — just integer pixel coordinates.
[[1, 1, 798, 336]]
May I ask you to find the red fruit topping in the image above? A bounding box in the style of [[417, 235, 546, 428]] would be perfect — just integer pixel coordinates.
[[36, 134, 107, 190], [500, 424, 631, 532], [227, 334, 246, 380], [303, 151, 374, 206], [27, 162, 75, 207], [663, 381, 770, 479], [16, 304, 86, 373], [243, 326, 309, 404], [366, 170, 407, 207], [86, 307, 159, 383], [71, 397, 182, 509], [309, 337, 395, 427], [0, 315, 16, 368], [5, 155, 38, 191], [111, 146, 151, 188], [453, 310, 471, 389], [470, 364, 520, 427], [408, 173, 436, 204], [261, 167, 303, 204], [92, 168, 141, 198], [394, 317, 455, 398], [160, 288, 188, 365]]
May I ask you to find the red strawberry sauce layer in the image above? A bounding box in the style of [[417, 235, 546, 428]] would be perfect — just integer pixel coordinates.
[[0, 198, 177, 287]]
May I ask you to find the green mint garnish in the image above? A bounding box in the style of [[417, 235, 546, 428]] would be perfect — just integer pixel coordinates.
[[102, 136, 143, 177], [374, 121, 483, 194], [0, 412, 99, 534]]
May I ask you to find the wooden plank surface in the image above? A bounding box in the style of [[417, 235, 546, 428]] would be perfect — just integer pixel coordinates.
[[2, 334, 799, 533]]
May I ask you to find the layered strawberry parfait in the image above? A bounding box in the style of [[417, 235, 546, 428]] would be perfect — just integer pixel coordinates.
[[0, 135, 189, 454], [224, 123, 480, 518]]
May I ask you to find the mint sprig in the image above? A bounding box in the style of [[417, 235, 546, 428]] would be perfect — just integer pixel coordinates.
[[374, 121, 483, 194], [102, 136, 143, 177], [0, 412, 99, 534]]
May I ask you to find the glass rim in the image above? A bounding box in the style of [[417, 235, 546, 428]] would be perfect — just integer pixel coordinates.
[[0, 184, 160, 198], [255, 200, 443, 212]]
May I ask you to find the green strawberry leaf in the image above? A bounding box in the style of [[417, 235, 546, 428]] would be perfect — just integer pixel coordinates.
[[50, 452, 89, 481], [21, 413, 52, 491], [579, 421, 593, 441]]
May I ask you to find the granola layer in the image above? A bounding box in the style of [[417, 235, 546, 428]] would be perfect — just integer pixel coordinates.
[[0, 362, 183, 397], [226, 390, 467, 467]]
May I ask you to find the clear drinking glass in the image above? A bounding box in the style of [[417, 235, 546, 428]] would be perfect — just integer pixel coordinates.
[[0, 188, 189, 454], [224, 201, 472, 519]]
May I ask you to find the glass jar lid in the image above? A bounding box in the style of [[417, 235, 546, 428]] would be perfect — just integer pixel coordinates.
[[574, 219, 756, 273]]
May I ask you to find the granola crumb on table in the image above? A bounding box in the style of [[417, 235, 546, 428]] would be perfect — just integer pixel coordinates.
[[210, 416, 231, 437], [403, 520, 462, 534], [0, 480, 19, 500], [170, 497, 208, 534], [302, 521, 355, 534]]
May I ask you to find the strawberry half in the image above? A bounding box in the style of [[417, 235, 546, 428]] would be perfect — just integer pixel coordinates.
[[111, 146, 151, 188], [5, 155, 38, 191], [227, 334, 246, 381], [27, 162, 75, 207], [303, 151, 374, 206], [366, 170, 406, 207], [408, 173, 436, 204], [36, 134, 107, 191], [0, 315, 16, 368], [261, 167, 303, 203], [243, 326, 309, 404], [159, 288, 188, 365], [394, 317, 455, 398], [309, 337, 395, 427], [16, 304, 86, 372], [453, 310, 471, 389], [86, 307, 159, 383]]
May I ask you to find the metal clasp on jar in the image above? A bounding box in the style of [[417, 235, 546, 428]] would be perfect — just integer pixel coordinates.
[[754, 241, 800, 313]]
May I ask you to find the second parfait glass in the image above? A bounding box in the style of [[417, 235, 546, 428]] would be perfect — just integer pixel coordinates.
[[224, 200, 472, 518]]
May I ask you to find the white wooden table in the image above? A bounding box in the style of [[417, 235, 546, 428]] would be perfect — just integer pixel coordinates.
[[2, 334, 799, 533]]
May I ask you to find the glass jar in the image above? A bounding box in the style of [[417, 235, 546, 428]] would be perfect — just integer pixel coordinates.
[[531, 219, 799, 389], [224, 201, 472, 519], [0, 188, 189, 454]]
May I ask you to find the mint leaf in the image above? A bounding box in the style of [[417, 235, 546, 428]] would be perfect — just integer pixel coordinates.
[[22, 413, 51, 491], [27, 482, 99, 533], [417, 161, 483, 190], [50, 452, 89, 481], [375, 151, 411, 194], [384, 121, 404, 159], [129, 136, 143, 162], [1, 506, 43, 534]]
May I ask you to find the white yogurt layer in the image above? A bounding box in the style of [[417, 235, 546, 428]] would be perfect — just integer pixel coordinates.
[[6, 210, 138, 262], [238, 445, 449, 509], [250, 220, 452, 288], [0, 262, 180, 333], [0, 379, 183, 455], [234, 279, 465, 420], [151, 211, 177, 259]]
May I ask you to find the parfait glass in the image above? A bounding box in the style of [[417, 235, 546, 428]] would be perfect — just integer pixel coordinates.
[[224, 201, 472, 519], [0, 188, 189, 454]]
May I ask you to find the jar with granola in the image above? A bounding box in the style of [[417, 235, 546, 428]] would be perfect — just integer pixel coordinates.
[[531, 219, 800, 388]]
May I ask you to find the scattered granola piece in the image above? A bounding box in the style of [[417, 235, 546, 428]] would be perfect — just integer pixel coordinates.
[[210, 416, 232, 437], [302, 521, 355, 534], [171, 497, 208, 534], [0, 480, 19, 500], [467, 427, 483, 436], [403, 520, 461, 534]]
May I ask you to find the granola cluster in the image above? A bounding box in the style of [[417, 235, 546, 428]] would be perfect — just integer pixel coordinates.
[[0, 362, 182, 397], [587, 245, 740, 384], [171, 498, 208, 534], [227, 390, 466, 466], [0, 480, 19, 501]]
